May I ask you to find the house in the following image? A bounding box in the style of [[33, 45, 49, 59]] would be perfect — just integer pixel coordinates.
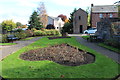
[[91, 4, 118, 28], [73, 8, 88, 34], [47, 16, 64, 31]]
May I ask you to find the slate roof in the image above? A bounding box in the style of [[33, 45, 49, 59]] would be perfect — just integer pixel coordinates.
[[92, 5, 118, 13]]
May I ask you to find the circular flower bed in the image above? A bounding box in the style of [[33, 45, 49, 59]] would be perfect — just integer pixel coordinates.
[[20, 44, 95, 66]]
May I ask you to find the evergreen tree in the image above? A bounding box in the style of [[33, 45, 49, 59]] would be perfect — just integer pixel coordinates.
[[28, 11, 43, 30]]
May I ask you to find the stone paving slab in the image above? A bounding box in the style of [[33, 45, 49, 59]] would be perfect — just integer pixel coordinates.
[[0, 37, 42, 61]]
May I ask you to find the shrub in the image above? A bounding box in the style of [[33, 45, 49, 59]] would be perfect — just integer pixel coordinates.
[[31, 28, 37, 32], [0, 34, 8, 43], [25, 30, 34, 37], [33, 29, 61, 36], [34, 30, 43, 36], [104, 39, 120, 49], [14, 32, 27, 39]]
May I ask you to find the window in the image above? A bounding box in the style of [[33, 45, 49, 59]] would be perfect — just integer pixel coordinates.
[[99, 14, 103, 18], [79, 16, 81, 20], [110, 14, 113, 18]]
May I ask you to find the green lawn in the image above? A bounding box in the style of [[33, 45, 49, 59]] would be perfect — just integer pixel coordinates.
[[0, 43, 16, 46], [0, 37, 120, 79], [82, 35, 90, 40], [98, 43, 120, 54]]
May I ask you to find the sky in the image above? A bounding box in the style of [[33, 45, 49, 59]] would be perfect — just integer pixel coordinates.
[[0, 0, 118, 24]]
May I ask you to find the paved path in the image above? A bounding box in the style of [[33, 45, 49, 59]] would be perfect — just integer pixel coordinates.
[[75, 36, 120, 64], [0, 37, 42, 61]]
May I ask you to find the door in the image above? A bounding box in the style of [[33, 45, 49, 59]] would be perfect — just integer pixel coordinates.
[[80, 25, 83, 33]]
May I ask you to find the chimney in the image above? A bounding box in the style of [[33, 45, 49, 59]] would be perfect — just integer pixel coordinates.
[[91, 4, 94, 7]]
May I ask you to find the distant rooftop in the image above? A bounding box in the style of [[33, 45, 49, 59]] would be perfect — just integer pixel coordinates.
[[92, 5, 118, 13]]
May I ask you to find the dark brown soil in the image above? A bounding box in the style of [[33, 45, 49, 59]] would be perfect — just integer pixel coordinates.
[[20, 44, 95, 66], [48, 37, 71, 40]]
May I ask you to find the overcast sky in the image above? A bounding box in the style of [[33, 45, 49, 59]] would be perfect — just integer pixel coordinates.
[[0, 0, 118, 24]]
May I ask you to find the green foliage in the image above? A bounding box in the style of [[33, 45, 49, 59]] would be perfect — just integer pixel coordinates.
[[16, 22, 22, 27], [103, 39, 120, 49], [14, 28, 23, 33], [98, 43, 120, 53], [0, 34, 8, 43], [34, 30, 43, 36], [34, 29, 61, 36], [1, 37, 120, 78], [62, 8, 77, 33], [25, 30, 34, 37], [1, 20, 16, 33], [61, 22, 73, 34], [69, 8, 77, 23], [118, 5, 120, 17], [14, 32, 27, 39], [28, 11, 43, 30]]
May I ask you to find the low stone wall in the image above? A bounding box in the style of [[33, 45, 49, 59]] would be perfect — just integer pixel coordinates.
[[96, 18, 120, 40]]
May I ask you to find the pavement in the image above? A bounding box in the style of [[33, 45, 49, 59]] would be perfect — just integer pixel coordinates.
[[0, 37, 42, 61], [68, 34, 120, 64]]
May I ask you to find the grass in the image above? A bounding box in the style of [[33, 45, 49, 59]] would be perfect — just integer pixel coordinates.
[[82, 35, 90, 40], [0, 37, 120, 79], [98, 43, 120, 54], [20, 37, 34, 41], [0, 43, 16, 46]]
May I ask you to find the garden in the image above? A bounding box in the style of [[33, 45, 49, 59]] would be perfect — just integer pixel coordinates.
[[0, 37, 120, 79]]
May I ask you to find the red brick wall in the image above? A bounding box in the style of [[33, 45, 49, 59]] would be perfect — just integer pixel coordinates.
[[91, 12, 118, 27]]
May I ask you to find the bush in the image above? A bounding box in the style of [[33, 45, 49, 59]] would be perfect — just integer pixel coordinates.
[[33, 29, 61, 36], [14, 32, 27, 39], [0, 34, 8, 43], [0, 34, 7, 43], [104, 39, 120, 49], [34, 30, 43, 36], [25, 30, 34, 37]]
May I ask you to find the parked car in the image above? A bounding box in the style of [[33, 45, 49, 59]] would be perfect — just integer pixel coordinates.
[[84, 28, 97, 34]]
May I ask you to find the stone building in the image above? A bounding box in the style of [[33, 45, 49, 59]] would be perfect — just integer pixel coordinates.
[[91, 4, 118, 28], [73, 8, 88, 34]]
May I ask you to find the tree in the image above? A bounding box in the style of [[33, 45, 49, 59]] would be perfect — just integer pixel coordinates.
[[61, 22, 73, 33], [114, 1, 120, 17], [58, 14, 67, 22], [61, 8, 77, 33], [1, 19, 16, 33], [118, 6, 120, 17], [28, 11, 43, 30], [16, 22, 22, 28], [86, 7, 91, 26], [69, 8, 77, 23], [37, 2, 48, 27]]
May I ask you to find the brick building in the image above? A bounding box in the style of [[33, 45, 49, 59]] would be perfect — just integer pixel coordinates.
[[73, 8, 88, 34], [91, 4, 118, 28]]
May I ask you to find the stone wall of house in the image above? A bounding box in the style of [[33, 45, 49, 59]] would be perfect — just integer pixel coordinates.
[[73, 8, 87, 34], [96, 18, 120, 40]]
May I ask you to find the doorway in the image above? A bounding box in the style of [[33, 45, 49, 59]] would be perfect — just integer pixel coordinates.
[[79, 25, 83, 33]]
